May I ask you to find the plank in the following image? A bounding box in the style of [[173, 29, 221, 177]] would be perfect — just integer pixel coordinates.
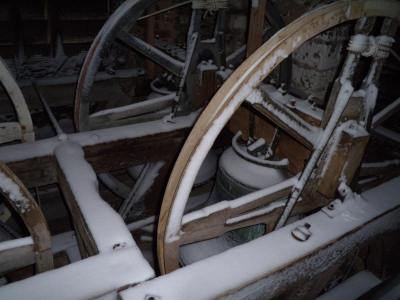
[[0, 239, 34, 275], [5, 129, 188, 188]]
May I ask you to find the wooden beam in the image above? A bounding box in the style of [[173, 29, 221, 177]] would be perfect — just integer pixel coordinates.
[[5, 129, 188, 188], [246, 0, 267, 57], [57, 166, 98, 258], [0, 240, 35, 275], [251, 103, 315, 150], [317, 122, 369, 198]]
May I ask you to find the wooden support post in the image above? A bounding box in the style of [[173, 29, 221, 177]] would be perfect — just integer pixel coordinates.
[[246, 0, 267, 57], [193, 68, 218, 110], [246, 0, 267, 137], [3, 128, 188, 189], [0, 241, 35, 275], [317, 123, 370, 198]]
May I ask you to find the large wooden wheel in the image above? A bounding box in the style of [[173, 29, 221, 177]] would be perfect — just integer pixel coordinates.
[[0, 161, 53, 274], [75, 0, 290, 224], [0, 58, 34, 143], [74, 0, 289, 131], [157, 0, 400, 274], [74, 0, 160, 131]]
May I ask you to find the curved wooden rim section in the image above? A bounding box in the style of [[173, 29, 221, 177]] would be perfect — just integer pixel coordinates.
[[74, 0, 157, 131], [157, 0, 400, 274], [0, 57, 34, 143], [0, 161, 53, 273]]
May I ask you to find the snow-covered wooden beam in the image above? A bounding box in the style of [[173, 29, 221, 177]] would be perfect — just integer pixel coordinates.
[[0, 237, 34, 275], [55, 141, 138, 256], [316, 121, 370, 198], [120, 177, 400, 300], [0, 246, 154, 300], [177, 177, 296, 245], [251, 102, 317, 150], [0, 113, 197, 188]]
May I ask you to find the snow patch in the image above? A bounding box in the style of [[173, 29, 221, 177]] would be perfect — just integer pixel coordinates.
[[0, 171, 30, 213], [120, 177, 400, 300], [0, 112, 199, 163], [55, 141, 137, 253]]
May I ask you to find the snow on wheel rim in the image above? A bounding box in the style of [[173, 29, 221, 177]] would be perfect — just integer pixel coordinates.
[[0, 161, 53, 273], [157, 0, 400, 274]]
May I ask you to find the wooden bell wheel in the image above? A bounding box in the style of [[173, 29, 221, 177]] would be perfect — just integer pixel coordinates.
[[75, 0, 290, 223], [0, 161, 53, 274], [157, 0, 400, 274], [74, 0, 289, 131], [0, 58, 34, 144]]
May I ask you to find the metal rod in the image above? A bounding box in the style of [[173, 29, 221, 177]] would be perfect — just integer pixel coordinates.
[[274, 80, 354, 230], [127, 216, 156, 231], [32, 82, 64, 136], [119, 164, 151, 220], [138, 1, 192, 21]]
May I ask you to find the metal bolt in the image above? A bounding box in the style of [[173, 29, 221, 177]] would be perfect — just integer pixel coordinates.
[[145, 295, 161, 300], [291, 223, 312, 242]]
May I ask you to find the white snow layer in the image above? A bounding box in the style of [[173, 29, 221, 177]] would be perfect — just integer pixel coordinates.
[[317, 271, 381, 300], [182, 176, 296, 225], [0, 246, 154, 300], [120, 176, 400, 300], [0, 236, 33, 252], [260, 83, 323, 121], [0, 112, 198, 163], [54, 141, 135, 253], [0, 170, 31, 213]]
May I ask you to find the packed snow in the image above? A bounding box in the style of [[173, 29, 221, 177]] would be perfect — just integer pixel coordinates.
[[0, 246, 154, 300], [0, 236, 33, 252], [55, 141, 136, 253], [121, 177, 400, 300], [0, 170, 30, 213], [0, 112, 199, 163], [317, 271, 381, 300]]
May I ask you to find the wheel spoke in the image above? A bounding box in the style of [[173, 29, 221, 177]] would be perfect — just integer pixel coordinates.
[[117, 31, 184, 76], [89, 93, 176, 124], [372, 97, 400, 128]]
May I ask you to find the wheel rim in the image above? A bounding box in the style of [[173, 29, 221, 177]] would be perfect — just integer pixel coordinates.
[[157, 0, 400, 274]]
